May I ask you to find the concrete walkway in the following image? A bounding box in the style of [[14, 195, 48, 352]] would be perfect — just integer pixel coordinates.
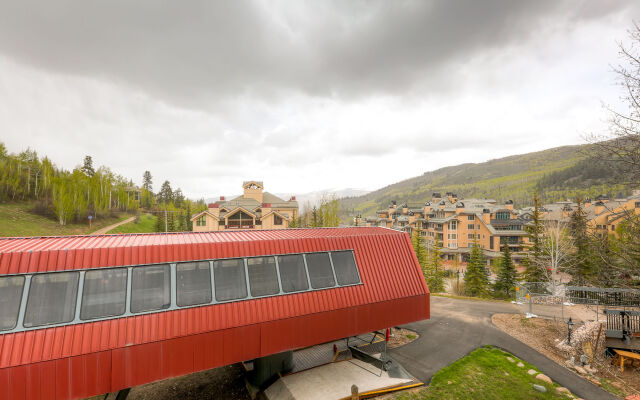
[[91, 216, 135, 235], [391, 296, 617, 400]]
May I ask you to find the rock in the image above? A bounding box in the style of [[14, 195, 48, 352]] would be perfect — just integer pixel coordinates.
[[565, 360, 575, 369], [507, 357, 515, 363], [557, 387, 570, 393], [517, 362, 525, 367], [536, 374, 552, 384], [533, 384, 547, 393], [527, 369, 537, 375], [505, 372, 509, 376], [586, 376, 601, 386], [574, 365, 587, 375], [584, 365, 597, 374], [447, 381, 452, 385]]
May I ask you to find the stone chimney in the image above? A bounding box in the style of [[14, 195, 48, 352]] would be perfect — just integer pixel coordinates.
[[424, 202, 431, 215], [290, 196, 296, 201], [482, 209, 491, 224], [261, 202, 271, 215], [595, 201, 605, 215], [455, 202, 465, 214], [505, 200, 514, 211], [220, 196, 225, 201], [402, 204, 408, 214], [208, 203, 220, 217], [584, 198, 592, 208]]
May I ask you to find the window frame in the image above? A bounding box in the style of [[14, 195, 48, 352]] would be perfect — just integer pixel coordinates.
[[0, 249, 362, 335]]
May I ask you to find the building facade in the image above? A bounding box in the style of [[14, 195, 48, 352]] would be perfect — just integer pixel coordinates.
[[365, 192, 530, 263], [191, 181, 299, 232]]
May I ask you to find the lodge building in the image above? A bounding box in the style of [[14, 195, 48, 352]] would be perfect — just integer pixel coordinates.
[[191, 181, 299, 232]]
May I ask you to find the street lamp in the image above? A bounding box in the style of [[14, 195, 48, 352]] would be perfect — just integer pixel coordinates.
[[567, 317, 575, 345]]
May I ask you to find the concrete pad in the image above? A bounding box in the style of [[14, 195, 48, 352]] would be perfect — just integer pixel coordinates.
[[265, 358, 415, 400]]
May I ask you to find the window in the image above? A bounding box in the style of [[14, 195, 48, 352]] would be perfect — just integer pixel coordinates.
[[273, 215, 283, 225], [131, 264, 170, 313], [450, 220, 457, 230], [176, 261, 212, 307], [331, 251, 360, 285], [81, 268, 127, 320], [305, 253, 336, 289], [451, 234, 457, 239], [611, 225, 616, 231], [477, 224, 480, 230], [248, 257, 279, 297], [468, 234, 474, 239], [0, 276, 25, 331], [278, 254, 309, 292], [468, 215, 475, 220], [496, 212, 510, 220], [24, 272, 79, 328], [213, 259, 248, 301], [196, 215, 206, 227], [227, 211, 254, 229]]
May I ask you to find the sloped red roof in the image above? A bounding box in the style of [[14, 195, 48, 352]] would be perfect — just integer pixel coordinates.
[[0, 227, 429, 372]]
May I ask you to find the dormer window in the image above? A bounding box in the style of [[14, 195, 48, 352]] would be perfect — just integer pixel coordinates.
[[196, 215, 206, 226], [274, 215, 283, 225]]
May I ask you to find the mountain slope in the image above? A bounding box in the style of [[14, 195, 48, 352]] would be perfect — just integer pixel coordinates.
[[339, 143, 630, 219]]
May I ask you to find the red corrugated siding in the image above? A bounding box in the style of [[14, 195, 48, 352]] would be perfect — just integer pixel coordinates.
[[0, 227, 429, 399]]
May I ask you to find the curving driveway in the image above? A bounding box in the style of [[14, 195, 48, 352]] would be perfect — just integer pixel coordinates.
[[391, 296, 617, 400]]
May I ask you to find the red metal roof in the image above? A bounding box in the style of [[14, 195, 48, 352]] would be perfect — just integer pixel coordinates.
[[0, 227, 429, 399]]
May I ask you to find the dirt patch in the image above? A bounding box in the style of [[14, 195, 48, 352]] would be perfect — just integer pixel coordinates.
[[493, 313, 640, 398], [387, 327, 420, 349], [126, 363, 250, 400]]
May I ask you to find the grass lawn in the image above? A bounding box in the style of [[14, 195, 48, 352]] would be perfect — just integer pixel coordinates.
[[396, 346, 568, 400], [107, 213, 158, 234], [0, 202, 131, 237]]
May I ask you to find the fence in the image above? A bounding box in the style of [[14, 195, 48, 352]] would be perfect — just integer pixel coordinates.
[[515, 282, 640, 322]]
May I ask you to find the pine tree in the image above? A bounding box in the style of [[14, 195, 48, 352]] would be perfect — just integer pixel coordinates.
[[155, 212, 165, 232], [524, 191, 547, 282], [412, 228, 427, 276], [428, 238, 445, 292], [567, 198, 598, 285], [158, 181, 173, 205], [142, 171, 153, 191], [81, 156, 95, 177], [465, 241, 488, 296], [494, 244, 516, 297]]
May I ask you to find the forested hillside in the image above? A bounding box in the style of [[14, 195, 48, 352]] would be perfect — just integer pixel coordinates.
[[340, 143, 631, 219], [0, 142, 204, 234]]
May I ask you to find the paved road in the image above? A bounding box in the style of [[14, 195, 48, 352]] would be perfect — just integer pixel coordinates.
[[91, 216, 135, 235], [391, 296, 617, 400]]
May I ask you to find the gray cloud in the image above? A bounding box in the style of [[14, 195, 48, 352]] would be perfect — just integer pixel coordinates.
[[0, 0, 632, 110]]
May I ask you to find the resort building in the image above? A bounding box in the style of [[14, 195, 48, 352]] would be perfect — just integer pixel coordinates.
[[365, 193, 530, 264], [191, 181, 299, 232], [539, 190, 640, 236]]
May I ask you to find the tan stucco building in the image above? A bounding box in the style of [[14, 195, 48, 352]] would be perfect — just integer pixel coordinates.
[[364, 193, 530, 264], [191, 181, 298, 232]]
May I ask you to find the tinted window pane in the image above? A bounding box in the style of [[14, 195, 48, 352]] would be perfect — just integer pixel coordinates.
[[24, 272, 79, 328], [131, 265, 170, 313], [81, 268, 127, 320], [0, 276, 25, 331], [278, 254, 308, 293], [247, 257, 279, 297], [177, 261, 212, 307], [305, 253, 335, 289], [331, 251, 360, 285], [213, 259, 247, 301]]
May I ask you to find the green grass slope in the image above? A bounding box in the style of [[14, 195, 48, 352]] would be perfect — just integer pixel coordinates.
[[396, 346, 566, 400], [0, 202, 131, 237], [107, 213, 158, 234], [340, 143, 630, 219]]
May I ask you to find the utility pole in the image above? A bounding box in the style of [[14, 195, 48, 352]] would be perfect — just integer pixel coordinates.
[[164, 209, 168, 232]]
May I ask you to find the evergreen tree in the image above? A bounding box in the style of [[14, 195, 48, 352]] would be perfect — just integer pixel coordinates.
[[524, 191, 547, 282], [412, 228, 427, 275], [158, 180, 173, 205], [494, 244, 516, 297], [566, 198, 598, 285], [142, 171, 153, 191], [155, 211, 165, 232], [427, 238, 445, 292], [185, 203, 193, 231], [174, 188, 185, 208], [81, 156, 95, 177], [465, 241, 489, 296]]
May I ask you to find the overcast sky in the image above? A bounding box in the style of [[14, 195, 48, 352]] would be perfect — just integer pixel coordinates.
[[0, 1, 638, 199]]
